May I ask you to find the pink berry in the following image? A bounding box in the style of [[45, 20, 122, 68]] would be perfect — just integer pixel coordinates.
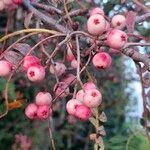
[[27, 65, 45, 82], [3, 0, 13, 6], [87, 14, 106, 36], [0, 1, 5, 11], [12, 0, 23, 5], [83, 82, 97, 91], [111, 15, 126, 29], [23, 55, 40, 71], [104, 21, 110, 31], [75, 105, 92, 121], [66, 99, 82, 115], [62, 74, 76, 85], [107, 29, 128, 49], [66, 48, 75, 61], [35, 92, 52, 106], [53, 82, 69, 98], [37, 105, 52, 120], [25, 103, 38, 119], [0, 60, 12, 77], [76, 90, 85, 102], [92, 52, 112, 69], [49, 62, 66, 76], [83, 89, 102, 108], [71, 59, 78, 69], [89, 7, 104, 16]]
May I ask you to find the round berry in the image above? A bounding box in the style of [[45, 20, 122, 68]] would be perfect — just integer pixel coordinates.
[[35, 92, 52, 106], [0, 60, 12, 77], [3, 0, 13, 6], [71, 59, 78, 69], [66, 48, 75, 61], [12, 0, 23, 5], [75, 105, 92, 121], [83, 82, 96, 91], [23, 55, 40, 71], [76, 90, 85, 102], [92, 52, 112, 69], [25, 103, 38, 119], [27, 65, 45, 82], [62, 73, 76, 85], [87, 14, 106, 36], [37, 105, 52, 120], [53, 82, 69, 98], [66, 99, 82, 115], [111, 15, 126, 29], [89, 7, 104, 16], [83, 89, 102, 108], [0, 1, 5, 11], [107, 29, 128, 49], [49, 62, 66, 76]]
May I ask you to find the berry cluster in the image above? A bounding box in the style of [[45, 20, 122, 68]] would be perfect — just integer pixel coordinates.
[[87, 7, 128, 52], [0, 0, 22, 11], [0, 6, 129, 125], [25, 92, 53, 120], [23, 55, 45, 82], [66, 82, 102, 121]]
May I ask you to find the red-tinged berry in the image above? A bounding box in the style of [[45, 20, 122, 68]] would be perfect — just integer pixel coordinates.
[[66, 99, 82, 115], [27, 65, 45, 82], [75, 105, 92, 121], [23, 55, 40, 71], [107, 29, 128, 49], [25, 103, 38, 119], [0, 60, 12, 77], [92, 52, 112, 69], [37, 105, 52, 120]]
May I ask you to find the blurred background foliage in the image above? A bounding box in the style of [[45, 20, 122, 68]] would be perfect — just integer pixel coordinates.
[[0, 0, 150, 149]]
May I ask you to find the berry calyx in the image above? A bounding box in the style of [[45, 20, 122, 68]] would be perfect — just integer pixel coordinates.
[[37, 105, 52, 120], [87, 14, 106, 36], [106, 29, 128, 49], [111, 14, 126, 29], [27, 65, 45, 82]]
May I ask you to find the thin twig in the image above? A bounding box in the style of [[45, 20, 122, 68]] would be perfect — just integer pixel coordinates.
[[138, 63, 150, 142]]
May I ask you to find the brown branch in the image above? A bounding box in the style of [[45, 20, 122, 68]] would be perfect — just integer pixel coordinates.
[[138, 63, 150, 142], [135, 12, 150, 23], [23, 0, 70, 33], [121, 48, 150, 71], [32, 2, 62, 15]]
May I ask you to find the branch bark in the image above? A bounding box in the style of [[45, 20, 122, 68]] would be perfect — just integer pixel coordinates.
[[23, 0, 70, 33]]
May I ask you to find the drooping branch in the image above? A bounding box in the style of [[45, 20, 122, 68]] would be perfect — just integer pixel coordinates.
[[121, 48, 150, 71], [23, 0, 70, 33]]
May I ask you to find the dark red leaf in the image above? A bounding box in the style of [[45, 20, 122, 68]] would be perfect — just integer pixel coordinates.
[[126, 11, 136, 33], [12, 43, 31, 56]]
